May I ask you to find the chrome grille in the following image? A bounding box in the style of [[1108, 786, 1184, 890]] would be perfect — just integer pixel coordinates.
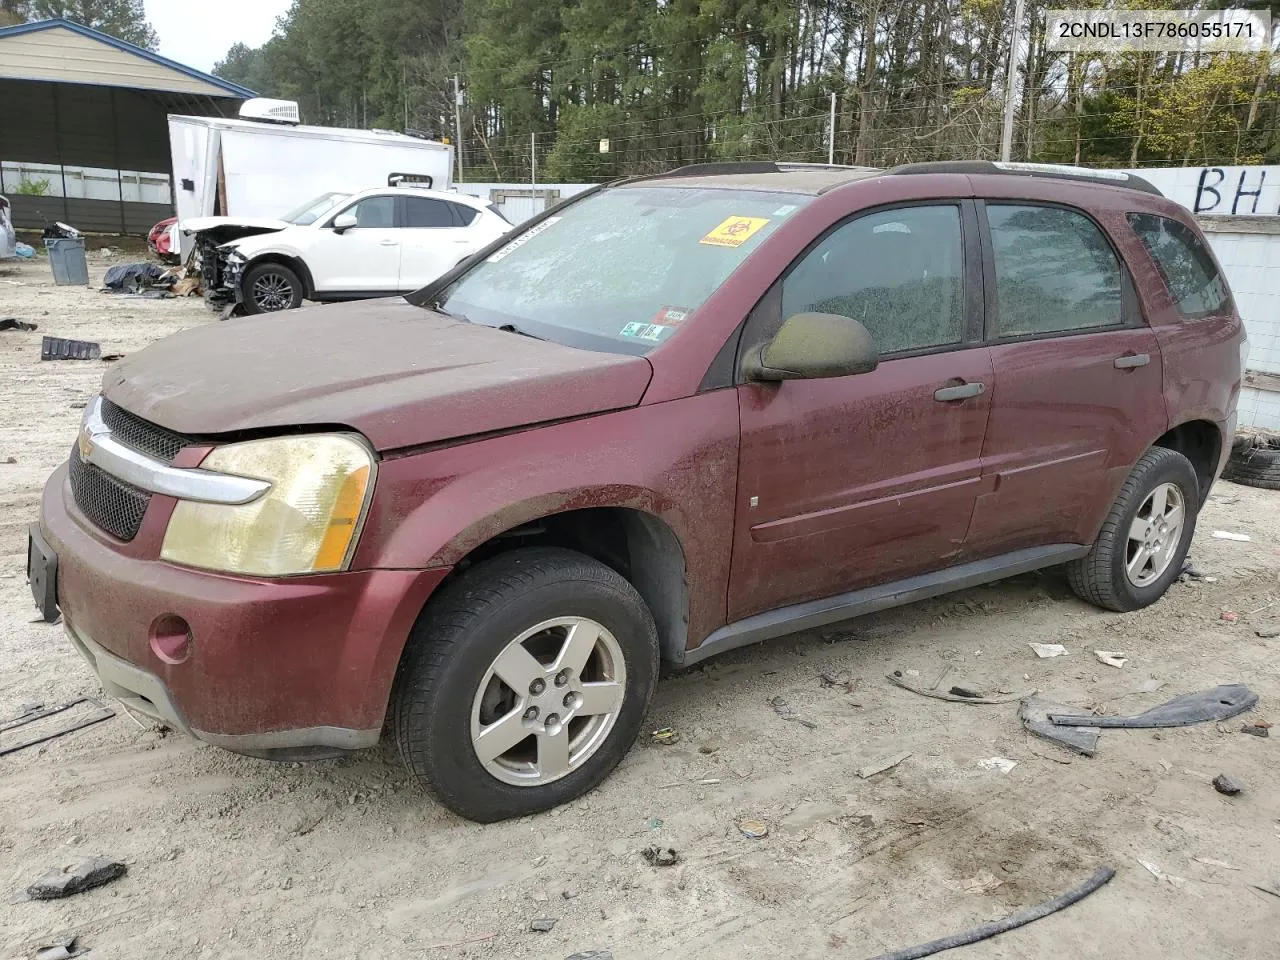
[[68, 444, 151, 542]]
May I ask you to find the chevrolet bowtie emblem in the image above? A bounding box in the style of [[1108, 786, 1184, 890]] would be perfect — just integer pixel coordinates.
[[78, 419, 107, 461]]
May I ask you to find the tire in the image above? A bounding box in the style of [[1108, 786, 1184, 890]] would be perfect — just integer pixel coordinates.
[[1223, 434, 1280, 490], [392, 547, 660, 822], [1068, 447, 1200, 613], [241, 262, 304, 314]]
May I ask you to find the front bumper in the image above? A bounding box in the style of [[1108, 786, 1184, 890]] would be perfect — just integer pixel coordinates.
[[40, 462, 449, 756]]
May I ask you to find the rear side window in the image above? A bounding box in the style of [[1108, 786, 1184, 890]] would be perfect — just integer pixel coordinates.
[[987, 204, 1123, 337], [780, 205, 965, 354], [1127, 213, 1228, 318], [451, 203, 478, 226], [403, 197, 457, 228]]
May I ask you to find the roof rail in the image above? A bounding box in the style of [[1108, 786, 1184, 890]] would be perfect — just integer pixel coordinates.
[[775, 161, 881, 173], [888, 160, 1163, 197], [663, 161, 782, 177]]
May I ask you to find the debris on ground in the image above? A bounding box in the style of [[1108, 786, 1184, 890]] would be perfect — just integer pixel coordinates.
[[33, 935, 85, 960], [0, 318, 37, 331], [857, 751, 911, 779], [977, 757, 1018, 774], [1019, 696, 1100, 756], [887, 672, 1032, 704], [0, 698, 116, 756], [1028, 642, 1068, 658], [1094, 650, 1128, 668], [1220, 610, 1239, 623], [641, 846, 679, 867], [1138, 859, 1164, 879], [530, 918, 558, 933], [768, 695, 817, 729], [819, 671, 859, 693], [1212, 774, 1242, 796], [15, 241, 35, 258], [1240, 723, 1269, 738], [40, 336, 101, 361], [962, 870, 1003, 894], [1212, 530, 1251, 542], [867, 867, 1115, 960], [650, 727, 679, 745], [103, 262, 166, 295], [1193, 857, 1241, 870], [1257, 625, 1280, 639], [738, 818, 769, 839], [1250, 879, 1280, 899], [24, 856, 127, 900], [565, 952, 613, 960], [1049, 684, 1257, 729]]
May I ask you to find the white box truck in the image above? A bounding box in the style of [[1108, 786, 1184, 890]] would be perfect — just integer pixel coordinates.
[[169, 98, 453, 257]]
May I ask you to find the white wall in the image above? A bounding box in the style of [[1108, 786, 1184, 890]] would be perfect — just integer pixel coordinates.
[[1126, 165, 1280, 217], [450, 182, 594, 223], [0, 160, 171, 204]]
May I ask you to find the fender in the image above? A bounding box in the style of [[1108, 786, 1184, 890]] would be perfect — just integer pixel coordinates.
[[349, 392, 742, 652], [240, 249, 316, 298]]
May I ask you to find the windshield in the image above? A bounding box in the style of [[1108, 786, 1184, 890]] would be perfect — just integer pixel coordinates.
[[436, 186, 809, 354], [282, 192, 352, 225]]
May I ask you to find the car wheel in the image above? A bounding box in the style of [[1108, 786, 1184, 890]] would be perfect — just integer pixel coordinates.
[[1067, 447, 1199, 612], [1223, 433, 1280, 490], [242, 262, 303, 314], [392, 547, 659, 822]]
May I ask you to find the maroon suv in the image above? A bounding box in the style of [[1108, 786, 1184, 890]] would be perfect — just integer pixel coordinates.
[[30, 161, 1245, 821]]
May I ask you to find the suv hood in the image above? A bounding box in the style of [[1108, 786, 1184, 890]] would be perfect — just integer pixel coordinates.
[[181, 216, 292, 246], [101, 299, 654, 452]]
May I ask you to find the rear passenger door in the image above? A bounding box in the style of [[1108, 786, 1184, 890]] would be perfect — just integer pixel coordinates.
[[397, 196, 475, 290], [966, 202, 1167, 556]]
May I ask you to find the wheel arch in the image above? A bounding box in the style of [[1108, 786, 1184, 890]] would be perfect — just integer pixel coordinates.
[[1152, 418, 1223, 505], [243, 252, 315, 299]]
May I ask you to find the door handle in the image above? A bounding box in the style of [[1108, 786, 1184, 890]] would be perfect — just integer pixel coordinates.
[[379, 239, 399, 247], [1114, 353, 1150, 369], [934, 381, 986, 402]]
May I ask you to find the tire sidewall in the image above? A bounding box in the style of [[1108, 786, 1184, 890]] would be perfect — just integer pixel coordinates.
[[410, 571, 658, 820], [1111, 455, 1199, 608], [242, 263, 303, 314]]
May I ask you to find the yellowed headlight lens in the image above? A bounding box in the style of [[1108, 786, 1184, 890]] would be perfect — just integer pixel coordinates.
[[160, 434, 374, 576]]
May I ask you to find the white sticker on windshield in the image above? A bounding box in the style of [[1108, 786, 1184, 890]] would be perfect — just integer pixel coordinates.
[[773, 204, 797, 216], [487, 216, 562, 262]]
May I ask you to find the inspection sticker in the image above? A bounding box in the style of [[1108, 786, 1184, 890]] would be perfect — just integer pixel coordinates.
[[699, 216, 770, 248], [619, 322, 674, 343], [651, 306, 689, 326], [486, 216, 561, 262]]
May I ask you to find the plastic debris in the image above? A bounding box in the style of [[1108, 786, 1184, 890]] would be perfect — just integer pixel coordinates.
[[1138, 859, 1163, 879], [40, 336, 101, 361], [34, 936, 84, 960], [1049, 684, 1257, 729], [0, 318, 37, 331], [650, 727, 679, 745], [977, 757, 1018, 774], [1028, 642, 1068, 658], [738, 818, 769, 839], [641, 846, 679, 867], [1240, 724, 1269, 738], [530, 918, 558, 933], [1019, 696, 1100, 756], [1212, 774, 1242, 796], [25, 856, 126, 900], [962, 870, 1003, 894], [1256, 625, 1280, 639], [857, 751, 911, 779], [15, 241, 35, 258], [565, 952, 613, 960], [1193, 857, 1241, 871], [1221, 610, 1239, 623], [1094, 651, 1128, 668], [768, 695, 817, 729], [1212, 530, 1251, 542]]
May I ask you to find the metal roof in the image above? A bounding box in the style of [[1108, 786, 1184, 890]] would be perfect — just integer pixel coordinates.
[[0, 18, 255, 98], [623, 162, 883, 195]]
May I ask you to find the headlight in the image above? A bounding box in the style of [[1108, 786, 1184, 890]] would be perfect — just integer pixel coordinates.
[[160, 434, 374, 576]]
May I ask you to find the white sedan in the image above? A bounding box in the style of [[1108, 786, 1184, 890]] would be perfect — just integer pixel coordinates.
[[189, 187, 512, 314]]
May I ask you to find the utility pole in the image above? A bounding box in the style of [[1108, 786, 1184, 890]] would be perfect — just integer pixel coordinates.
[[453, 75, 465, 183], [402, 64, 408, 132], [828, 91, 837, 165], [1000, 0, 1026, 162], [531, 132, 537, 190]]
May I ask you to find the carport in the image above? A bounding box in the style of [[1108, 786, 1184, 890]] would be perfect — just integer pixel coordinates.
[[0, 18, 253, 235]]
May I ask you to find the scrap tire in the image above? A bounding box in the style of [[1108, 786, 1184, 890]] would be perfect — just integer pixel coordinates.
[[391, 547, 660, 823], [1223, 434, 1280, 490], [241, 262, 304, 314], [1067, 447, 1199, 613]]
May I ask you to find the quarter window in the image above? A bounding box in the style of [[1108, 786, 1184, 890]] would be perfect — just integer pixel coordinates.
[[1127, 213, 1228, 318], [987, 204, 1123, 336], [780, 205, 965, 355]]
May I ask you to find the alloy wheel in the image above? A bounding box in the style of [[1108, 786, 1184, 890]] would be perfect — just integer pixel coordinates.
[[1125, 481, 1185, 587], [251, 272, 294, 311]]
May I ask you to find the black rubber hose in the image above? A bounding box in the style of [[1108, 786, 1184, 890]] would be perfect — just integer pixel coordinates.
[[866, 866, 1116, 960]]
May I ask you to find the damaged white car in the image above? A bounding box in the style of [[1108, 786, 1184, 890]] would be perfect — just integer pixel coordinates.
[[186, 187, 511, 314], [0, 195, 16, 260]]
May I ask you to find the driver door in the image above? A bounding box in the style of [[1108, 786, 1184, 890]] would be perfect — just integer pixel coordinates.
[[729, 202, 994, 620], [307, 195, 401, 294]]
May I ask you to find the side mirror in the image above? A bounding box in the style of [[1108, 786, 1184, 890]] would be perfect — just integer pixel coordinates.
[[332, 213, 358, 234], [744, 312, 879, 382]]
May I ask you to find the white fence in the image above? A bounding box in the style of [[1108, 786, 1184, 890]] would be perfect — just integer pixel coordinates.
[[451, 182, 594, 224], [0, 160, 172, 205]]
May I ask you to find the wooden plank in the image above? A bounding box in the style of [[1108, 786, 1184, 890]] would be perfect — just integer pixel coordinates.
[[1197, 215, 1280, 236], [1244, 368, 1280, 394]]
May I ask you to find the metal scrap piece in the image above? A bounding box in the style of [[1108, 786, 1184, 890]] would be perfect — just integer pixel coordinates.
[[888, 672, 1033, 704], [0, 697, 116, 756], [1049, 684, 1257, 729]]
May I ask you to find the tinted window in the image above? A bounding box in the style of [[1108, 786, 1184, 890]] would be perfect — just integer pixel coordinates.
[[403, 197, 457, 228], [1127, 213, 1228, 318], [343, 196, 394, 229], [987, 204, 1123, 336], [452, 204, 478, 226], [780, 205, 965, 354]]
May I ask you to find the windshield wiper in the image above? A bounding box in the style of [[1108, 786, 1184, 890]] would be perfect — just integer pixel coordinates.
[[497, 322, 544, 340]]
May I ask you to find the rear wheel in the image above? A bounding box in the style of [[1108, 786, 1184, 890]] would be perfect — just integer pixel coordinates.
[[242, 262, 303, 314], [392, 547, 659, 822], [1068, 447, 1199, 612]]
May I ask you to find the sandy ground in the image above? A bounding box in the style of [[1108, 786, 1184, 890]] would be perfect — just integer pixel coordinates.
[[2, 253, 1279, 960]]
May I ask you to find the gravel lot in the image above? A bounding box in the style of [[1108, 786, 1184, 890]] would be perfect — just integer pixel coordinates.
[[2, 254, 1278, 960]]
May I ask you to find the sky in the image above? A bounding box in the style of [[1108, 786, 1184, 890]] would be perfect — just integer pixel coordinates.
[[144, 0, 292, 74]]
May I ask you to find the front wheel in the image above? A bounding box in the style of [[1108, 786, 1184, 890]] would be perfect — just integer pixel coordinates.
[[242, 262, 304, 314], [1068, 447, 1199, 612], [392, 547, 659, 822]]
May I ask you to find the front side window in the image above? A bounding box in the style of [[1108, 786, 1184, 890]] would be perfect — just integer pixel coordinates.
[[780, 205, 965, 355], [435, 186, 808, 354], [338, 195, 395, 229], [1127, 213, 1228, 318], [987, 204, 1123, 337], [403, 197, 457, 228]]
